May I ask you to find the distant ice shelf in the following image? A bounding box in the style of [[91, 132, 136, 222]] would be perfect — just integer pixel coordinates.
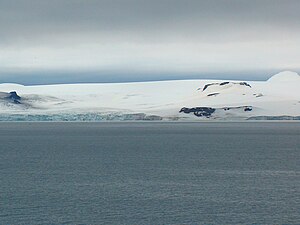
[[0, 71, 299, 121]]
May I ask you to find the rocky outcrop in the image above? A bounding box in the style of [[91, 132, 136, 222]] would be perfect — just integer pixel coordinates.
[[223, 106, 252, 112], [201, 81, 251, 92], [0, 91, 22, 104], [7, 91, 21, 104], [207, 93, 220, 97], [243, 106, 253, 112], [220, 81, 230, 86], [202, 83, 218, 91], [179, 106, 253, 117], [179, 107, 216, 117]]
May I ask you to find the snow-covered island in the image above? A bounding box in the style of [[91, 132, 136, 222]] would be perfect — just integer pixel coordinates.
[[0, 71, 299, 121]]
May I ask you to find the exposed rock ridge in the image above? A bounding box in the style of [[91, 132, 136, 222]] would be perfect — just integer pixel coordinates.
[[201, 82, 251, 92], [180, 106, 253, 118]]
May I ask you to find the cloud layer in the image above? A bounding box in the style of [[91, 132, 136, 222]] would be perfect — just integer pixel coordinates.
[[0, 0, 299, 83]]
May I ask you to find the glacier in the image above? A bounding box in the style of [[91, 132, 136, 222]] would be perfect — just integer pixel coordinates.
[[0, 71, 299, 121]]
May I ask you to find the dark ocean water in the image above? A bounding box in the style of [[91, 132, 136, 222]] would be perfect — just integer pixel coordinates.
[[0, 122, 299, 225]]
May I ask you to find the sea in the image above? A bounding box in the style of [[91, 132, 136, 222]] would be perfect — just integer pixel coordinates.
[[0, 122, 299, 225]]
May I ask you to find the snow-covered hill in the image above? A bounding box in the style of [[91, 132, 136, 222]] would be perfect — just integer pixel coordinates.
[[0, 71, 299, 121]]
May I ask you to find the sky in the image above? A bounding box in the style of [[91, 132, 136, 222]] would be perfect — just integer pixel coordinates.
[[0, 0, 300, 84]]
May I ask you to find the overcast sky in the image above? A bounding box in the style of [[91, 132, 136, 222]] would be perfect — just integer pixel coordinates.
[[0, 0, 299, 84]]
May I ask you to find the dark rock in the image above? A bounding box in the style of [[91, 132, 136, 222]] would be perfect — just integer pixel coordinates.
[[220, 82, 230, 86], [222, 106, 252, 112], [207, 93, 219, 97], [239, 82, 251, 88], [244, 106, 252, 111], [9, 91, 21, 100], [180, 107, 216, 117], [202, 83, 214, 91], [180, 105, 253, 118], [201, 81, 251, 92], [4, 91, 21, 104]]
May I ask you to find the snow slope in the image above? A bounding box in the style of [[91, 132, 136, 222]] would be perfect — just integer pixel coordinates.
[[0, 71, 299, 121]]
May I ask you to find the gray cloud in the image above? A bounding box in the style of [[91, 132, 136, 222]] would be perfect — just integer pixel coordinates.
[[0, 0, 299, 83], [1, 0, 300, 42]]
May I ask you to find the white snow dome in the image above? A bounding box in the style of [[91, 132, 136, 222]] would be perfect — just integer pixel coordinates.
[[267, 71, 300, 83]]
